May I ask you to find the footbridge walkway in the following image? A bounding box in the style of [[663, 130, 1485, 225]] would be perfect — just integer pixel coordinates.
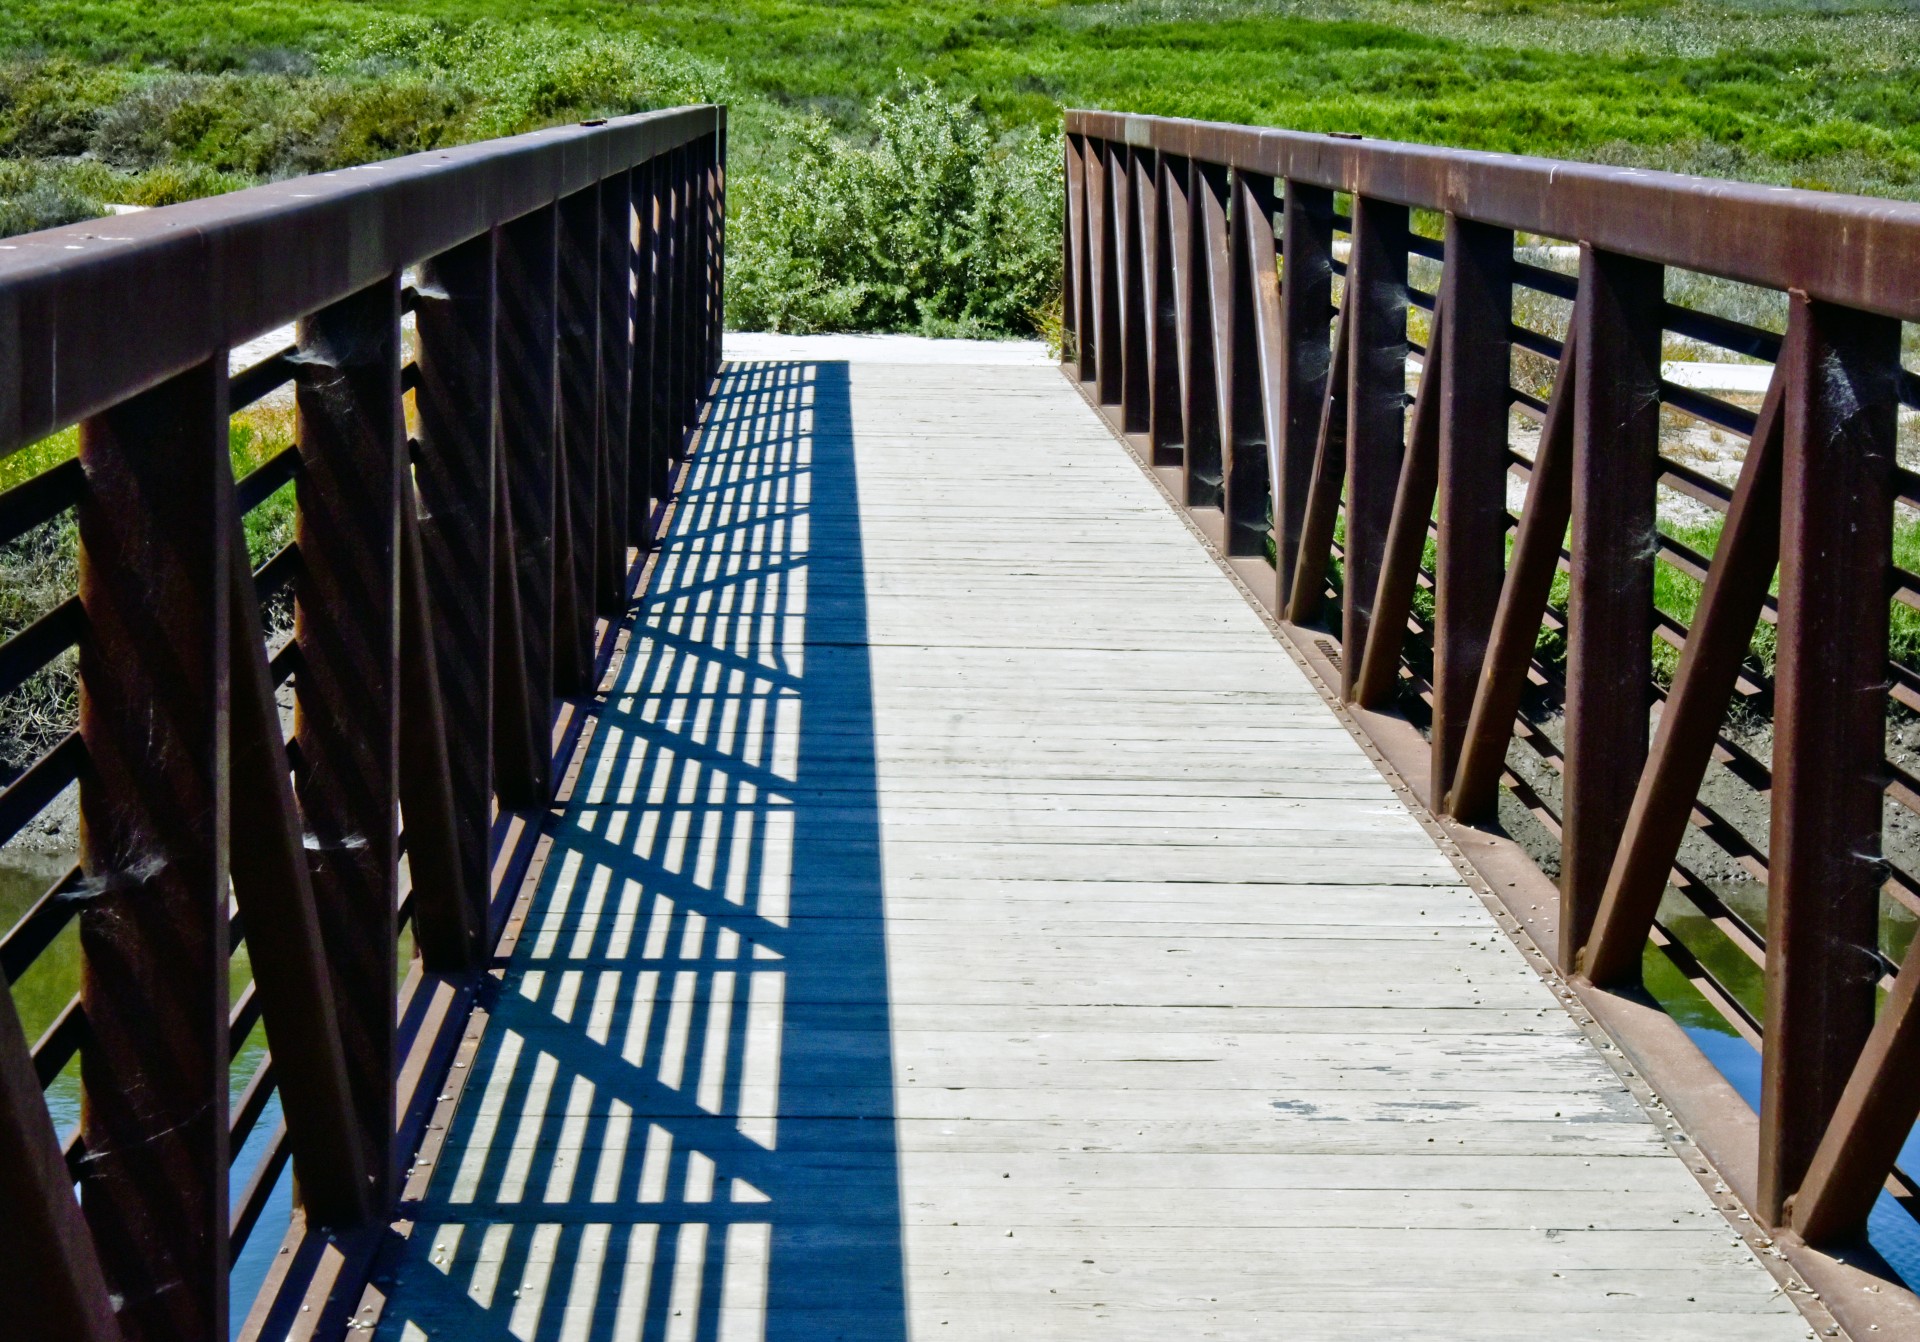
[[2, 103, 1920, 1342]]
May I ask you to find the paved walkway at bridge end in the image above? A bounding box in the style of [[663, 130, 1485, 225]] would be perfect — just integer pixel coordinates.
[[369, 336, 1809, 1341]]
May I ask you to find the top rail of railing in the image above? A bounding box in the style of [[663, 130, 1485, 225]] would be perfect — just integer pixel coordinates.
[[0, 103, 724, 459], [1067, 108, 1920, 321]]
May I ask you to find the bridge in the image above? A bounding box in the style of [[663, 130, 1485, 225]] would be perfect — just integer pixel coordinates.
[[1, 102, 1918, 1341]]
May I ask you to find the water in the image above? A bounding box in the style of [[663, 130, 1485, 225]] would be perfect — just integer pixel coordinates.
[[1, 855, 293, 1335], [1643, 945, 1920, 1291]]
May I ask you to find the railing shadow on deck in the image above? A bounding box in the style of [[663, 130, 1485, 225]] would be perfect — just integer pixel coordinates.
[[374, 359, 909, 1342]]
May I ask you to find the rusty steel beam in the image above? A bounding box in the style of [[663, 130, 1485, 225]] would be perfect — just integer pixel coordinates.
[[1339, 196, 1409, 700], [413, 230, 498, 933], [1759, 291, 1900, 1226], [1275, 181, 1335, 610], [1066, 135, 1092, 380], [1351, 290, 1444, 708], [1428, 216, 1513, 806], [497, 206, 559, 799], [0, 967, 116, 1342], [1065, 110, 1920, 325], [398, 470, 479, 973], [224, 485, 374, 1229], [1443, 320, 1579, 822], [628, 160, 663, 548], [1180, 160, 1226, 511], [1121, 151, 1144, 435], [0, 107, 722, 460], [1093, 142, 1123, 407], [1789, 935, 1920, 1243], [293, 277, 404, 1211], [1559, 246, 1664, 972], [1152, 155, 1182, 472], [1284, 302, 1351, 625], [1579, 355, 1787, 988], [598, 169, 635, 612], [1144, 152, 1182, 468], [75, 358, 232, 1342], [1225, 170, 1278, 559], [490, 447, 542, 813], [556, 185, 602, 694]]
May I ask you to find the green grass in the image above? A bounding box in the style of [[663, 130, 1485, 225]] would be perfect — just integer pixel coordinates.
[[9, 1, 1920, 206]]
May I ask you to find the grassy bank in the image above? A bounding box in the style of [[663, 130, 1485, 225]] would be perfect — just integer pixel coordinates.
[[7, 2, 1920, 239]]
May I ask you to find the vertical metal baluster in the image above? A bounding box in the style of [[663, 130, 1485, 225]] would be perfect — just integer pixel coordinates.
[[1560, 245, 1662, 971], [556, 186, 602, 693], [1068, 134, 1095, 381], [1430, 217, 1513, 806], [1276, 181, 1334, 612], [76, 358, 232, 1342], [496, 206, 560, 800], [1227, 169, 1278, 563], [1090, 141, 1118, 405], [1143, 149, 1181, 468], [1181, 158, 1224, 512], [414, 230, 499, 951], [1160, 153, 1194, 475], [1119, 147, 1150, 432], [629, 160, 663, 547], [598, 169, 635, 613], [1761, 291, 1898, 1226], [1340, 196, 1409, 698], [292, 276, 404, 1215]]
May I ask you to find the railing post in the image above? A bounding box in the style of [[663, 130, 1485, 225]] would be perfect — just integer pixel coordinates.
[[710, 121, 727, 379], [677, 144, 698, 436], [1067, 133, 1095, 382], [706, 127, 725, 383], [1430, 216, 1513, 806], [1158, 153, 1194, 473], [293, 275, 404, 1211], [1761, 292, 1899, 1225], [76, 357, 232, 1342], [1119, 147, 1150, 432], [667, 145, 690, 446], [413, 230, 499, 955], [1340, 195, 1408, 696], [1560, 245, 1662, 971], [497, 206, 560, 800], [1179, 159, 1224, 511], [1093, 141, 1122, 406], [598, 168, 635, 612], [1227, 169, 1280, 561], [1145, 150, 1182, 467], [629, 160, 664, 548], [1276, 180, 1334, 612], [556, 185, 602, 693]]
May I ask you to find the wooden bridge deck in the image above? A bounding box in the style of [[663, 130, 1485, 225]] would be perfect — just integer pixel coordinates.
[[371, 342, 1807, 1341]]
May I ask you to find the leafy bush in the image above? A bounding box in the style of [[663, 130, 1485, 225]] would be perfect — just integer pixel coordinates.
[[728, 80, 1061, 337]]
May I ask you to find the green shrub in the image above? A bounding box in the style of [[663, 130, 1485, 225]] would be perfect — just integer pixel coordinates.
[[728, 80, 1061, 337]]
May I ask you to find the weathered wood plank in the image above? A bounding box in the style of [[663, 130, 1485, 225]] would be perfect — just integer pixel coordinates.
[[372, 348, 1804, 1341]]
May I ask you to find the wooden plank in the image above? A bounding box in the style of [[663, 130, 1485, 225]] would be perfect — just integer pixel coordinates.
[[370, 352, 1808, 1341]]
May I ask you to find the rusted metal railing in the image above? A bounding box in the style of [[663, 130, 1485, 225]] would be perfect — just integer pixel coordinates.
[[0, 104, 724, 1341], [1065, 108, 1920, 1335]]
